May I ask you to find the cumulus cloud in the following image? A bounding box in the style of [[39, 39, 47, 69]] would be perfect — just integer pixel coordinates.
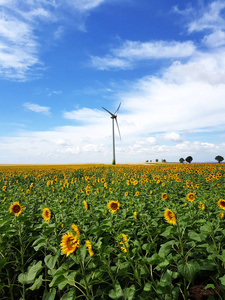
[[163, 132, 183, 143]]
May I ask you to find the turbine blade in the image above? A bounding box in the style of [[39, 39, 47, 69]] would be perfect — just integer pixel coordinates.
[[102, 106, 115, 117], [115, 117, 121, 140], [114, 102, 121, 115]]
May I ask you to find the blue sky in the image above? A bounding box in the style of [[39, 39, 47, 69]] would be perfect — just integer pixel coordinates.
[[0, 0, 225, 164]]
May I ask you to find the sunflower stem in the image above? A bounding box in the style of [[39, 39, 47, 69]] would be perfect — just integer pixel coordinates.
[[18, 221, 25, 300], [6, 268, 14, 300], [79, 250, 90, 299]]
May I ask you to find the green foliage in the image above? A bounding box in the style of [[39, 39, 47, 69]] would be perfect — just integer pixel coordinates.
[[1, 163, 225, 299]]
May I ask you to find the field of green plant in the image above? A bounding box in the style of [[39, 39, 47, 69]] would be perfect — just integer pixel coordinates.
[[1, 163, 225, 300]]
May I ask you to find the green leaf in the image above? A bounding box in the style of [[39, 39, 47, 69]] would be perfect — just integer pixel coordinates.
[[204, 284, 215, 290], [123, 285, 136, 300], [158, 241, 176, 258], [188, 231, 202, 242], [178, 260, 200, 283], [147, 253, 162, 265], [45, 254, 59, 270], [60, 288, 76, 300], [143, 282, 152, 292], [0, 258, 7, 271], [80, 244, 87, 262], [109, 282, 123, 299], [161, 226, 175, 238], [29, 275, 43, 291], [43, 288, 56, 300], [49, 275, 66, 288], [18, 261, 43, 284], [200, 223, 212, 235], [53, 263, 69, 276], [219, 275, 225, 287]]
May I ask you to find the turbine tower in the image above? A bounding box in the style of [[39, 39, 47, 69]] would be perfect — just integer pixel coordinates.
[[102, 103, 121, 165]]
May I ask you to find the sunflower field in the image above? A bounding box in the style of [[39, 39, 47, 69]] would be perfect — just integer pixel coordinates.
[[1, 163, 225, 299]]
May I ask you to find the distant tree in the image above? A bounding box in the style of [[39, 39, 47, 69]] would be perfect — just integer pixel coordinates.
[[146, 160, 149, 163], [215, 155, 224, 163], [155, 159, 158, 162], [179, 158, 185, 163], [185, 156, 193, 163], [162, 159, 166, 163]]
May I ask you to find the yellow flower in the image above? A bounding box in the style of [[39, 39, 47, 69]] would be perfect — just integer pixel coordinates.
[[83, 200, 88, 211], [86, 240, 94, 257], [2, 186, 6, 191], [164, 208, 177, 225], [218, 199, 225, 210], [199, 201, 205, 210], [42, 208, 51, 221], [120, 233, 128, 253], [107, 200, 120, 213], [72, 223, 80, 236], [125, 192, 128, 196], [161, 193, 168, 200], [9, 202, 23, 216], [60, 232, 80, 257], [135, 191, 139, 197], [218, 212, 224, 219], [134, 211, 137, 220], [187, 192, 195, 202]]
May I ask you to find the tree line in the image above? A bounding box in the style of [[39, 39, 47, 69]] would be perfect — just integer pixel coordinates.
[[179, 155, 224, 163]]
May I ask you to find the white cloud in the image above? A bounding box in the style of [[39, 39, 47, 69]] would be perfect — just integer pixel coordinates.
[[65, 0, 106, 12], [63, 107, 106, 123], [163, 132, 183, 143], [23, 102, 51, 115], [90, 55, 132, 70], [0, 0, 107, 80], [188, 1, 225, 33], [202, 30, 225, 47], [113, 40, 196, 59], [90, 40, 196, 70]]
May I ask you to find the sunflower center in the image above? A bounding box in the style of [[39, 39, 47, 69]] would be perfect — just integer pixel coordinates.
[[169, 212, 173, 219], [221, 201, 225, 207], [67, 237, 76, 250], [13, 205, 21, 213], [111, 203, 118, 210]]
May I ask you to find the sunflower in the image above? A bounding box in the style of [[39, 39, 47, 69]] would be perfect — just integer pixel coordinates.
[[86, 240, 94, 257], [218, 199, 225, 210], [161, 193, 168, 200], [72, 223, 80, 236], [9, 202, 23, 216], [199, 202, 205, 210], [219, 212, 224, 219], [164, 208, 177, 225], [107, 200, 120, 213], [134, 211, 137, 220], [119, 233, 128, 253], [42, 208, 51, 221], [83, 200, 88, 211], [135, 191, 139, 197], [187, 192, 195, 202], [60, 232, 80, 257]]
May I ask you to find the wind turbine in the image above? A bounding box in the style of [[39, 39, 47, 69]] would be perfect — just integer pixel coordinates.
[[102, 103, 121, 165]]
